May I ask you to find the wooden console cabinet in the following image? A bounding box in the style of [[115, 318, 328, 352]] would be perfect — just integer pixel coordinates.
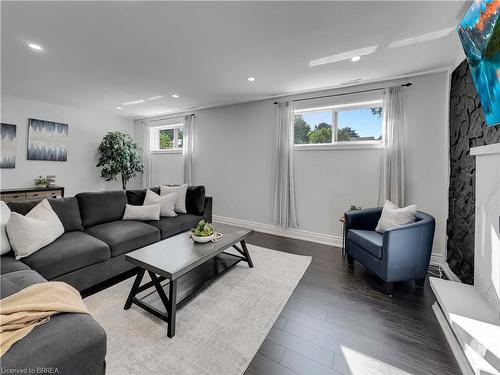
[[0, 187, 65, 202]]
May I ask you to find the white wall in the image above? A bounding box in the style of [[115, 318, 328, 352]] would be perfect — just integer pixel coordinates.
[[1, 95, 139, 196], [140, 71, 449, 259]]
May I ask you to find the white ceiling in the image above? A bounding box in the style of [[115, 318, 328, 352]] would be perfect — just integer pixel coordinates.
[[2, 1, 467, 118]]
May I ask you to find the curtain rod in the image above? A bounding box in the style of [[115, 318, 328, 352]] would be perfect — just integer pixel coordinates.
[[273, 83, 412, 105], [146, 113, 195, 123]]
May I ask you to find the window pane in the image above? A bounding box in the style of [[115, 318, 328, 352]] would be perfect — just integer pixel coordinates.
[[177, 128, 183, 148], [337, 107, 382, 142], [294, 111, 332, 144], [159, 128, 174, 149]]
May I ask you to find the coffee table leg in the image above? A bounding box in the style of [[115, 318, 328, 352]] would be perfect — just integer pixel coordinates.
[[124, 268, 145, 310], [240, 240, 254, 268], [167, 279, 177, 338]]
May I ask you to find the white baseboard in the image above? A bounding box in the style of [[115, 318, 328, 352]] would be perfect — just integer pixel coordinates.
[[213, 215, 343, 248]]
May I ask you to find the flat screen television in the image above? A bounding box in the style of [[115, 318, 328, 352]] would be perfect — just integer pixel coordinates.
[[457, 0, 500, 126]]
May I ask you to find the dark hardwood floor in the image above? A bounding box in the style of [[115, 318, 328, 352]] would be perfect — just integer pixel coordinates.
[[244, 232, 459, 375]]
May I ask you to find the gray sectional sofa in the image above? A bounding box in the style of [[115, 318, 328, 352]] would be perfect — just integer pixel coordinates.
[[0, 185, 212, 375]]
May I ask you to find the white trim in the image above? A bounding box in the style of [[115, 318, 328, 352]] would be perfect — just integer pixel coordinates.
[[213, 215, 343, 248], [470, 143, 500, 156], [294, 142, 383, 151], [294, 99, 383, 114], [151, 149, 182, 154], [432, 302, 474, 375], [441, 262, 462, 283]]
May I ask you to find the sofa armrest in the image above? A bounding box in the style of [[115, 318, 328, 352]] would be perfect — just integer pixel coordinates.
[[203, 196, 213, 223], [382, 214, 435, 281], [344, 207, 382, 233]]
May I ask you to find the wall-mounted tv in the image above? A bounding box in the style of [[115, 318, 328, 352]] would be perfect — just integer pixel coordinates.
[[457, 0, 499, 126]]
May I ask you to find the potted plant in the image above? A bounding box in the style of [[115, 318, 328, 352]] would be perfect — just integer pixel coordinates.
[[191, 220, 221, 243], [96, 131, 144, 189], [34, 176, 48, 187]]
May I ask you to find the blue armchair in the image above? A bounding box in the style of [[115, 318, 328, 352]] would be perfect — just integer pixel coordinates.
[[344, 207, 435, 296]]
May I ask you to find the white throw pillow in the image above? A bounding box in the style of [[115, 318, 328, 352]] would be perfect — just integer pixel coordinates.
[[6, 199, 64, 259], [144, 189, 177, 217], [123, 204, 160, 221], [160, 184, 188, 214], [375, 200, 417, 233], [1, 201, 12, 255]]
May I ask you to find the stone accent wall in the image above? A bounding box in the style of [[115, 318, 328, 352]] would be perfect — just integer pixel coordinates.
[[448, 60, 500, 284]]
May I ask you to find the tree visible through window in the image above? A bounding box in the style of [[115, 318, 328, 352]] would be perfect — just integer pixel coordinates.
[[151, 124, 183, 151], [294, 102, 383, 145]]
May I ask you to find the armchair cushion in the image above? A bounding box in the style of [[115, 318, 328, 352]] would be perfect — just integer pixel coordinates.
[[348, 230, 383, 259]]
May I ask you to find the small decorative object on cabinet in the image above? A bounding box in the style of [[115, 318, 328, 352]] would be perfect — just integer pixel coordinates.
[[0, 186, 64, 202], [46, 175, 56, 187], [34, 176, 48, 187]]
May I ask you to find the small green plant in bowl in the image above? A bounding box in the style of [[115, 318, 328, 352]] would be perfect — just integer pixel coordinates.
[[191, 220, 221, 243], [34, 176, 48, 187]]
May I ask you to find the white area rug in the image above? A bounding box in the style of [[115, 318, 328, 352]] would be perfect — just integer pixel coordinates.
[[85, 245, 311, 375]]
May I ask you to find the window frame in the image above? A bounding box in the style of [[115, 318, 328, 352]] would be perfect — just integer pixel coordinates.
[[293, 99, 384, 151], [150, 123, 184, 154]]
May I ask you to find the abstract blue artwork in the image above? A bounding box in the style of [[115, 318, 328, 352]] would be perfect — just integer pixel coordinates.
[[1, 123, 16, 168], [457, 0, 500, 126], [27, 118, 68, 161]]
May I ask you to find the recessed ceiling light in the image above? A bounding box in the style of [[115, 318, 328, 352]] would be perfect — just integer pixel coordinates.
[[116, 106, 123, 110], [28, 43, 43, 51], [351, 56, 361, 62], [247, 77, 256, 82], [147, 96, 163, 101], [171, 94, 179, 98]]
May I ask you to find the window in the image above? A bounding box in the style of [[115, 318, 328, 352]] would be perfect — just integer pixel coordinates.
[[293, 100, 383, 148], [150, 124, 183, 152]]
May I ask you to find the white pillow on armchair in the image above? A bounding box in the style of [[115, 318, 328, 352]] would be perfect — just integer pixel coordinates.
[[375, 200, 417, 233]]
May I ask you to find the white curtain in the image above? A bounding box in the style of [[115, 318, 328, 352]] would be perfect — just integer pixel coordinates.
[[183, 114, 195, 185], [380, 86, 406, 207], [273, 101, 298, 228], [141, 120, 152, 188]]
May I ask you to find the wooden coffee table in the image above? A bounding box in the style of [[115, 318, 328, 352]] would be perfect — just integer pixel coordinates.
[[123, 223, 254, 338]]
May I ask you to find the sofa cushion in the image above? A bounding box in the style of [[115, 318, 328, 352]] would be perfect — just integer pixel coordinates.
[[76, 190, 127, 228], [0, 256, 31, 275], [186, 186, 206, 215], [0, 305, 106, 375], [22, 231, 111, 280], [0, 269, 45, 298], [86, 220, 160, 257], [48, 197, 84, 232], [6, 200, 39, 215], [147, 214, 202, 239], [126, 187, 160, 206], [348, 229, 383, 259]]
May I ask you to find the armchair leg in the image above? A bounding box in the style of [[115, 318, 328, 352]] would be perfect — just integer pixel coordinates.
[[384, 282, 394, 297], [415, 278, 425, 288], [346, 255, 354, 267]]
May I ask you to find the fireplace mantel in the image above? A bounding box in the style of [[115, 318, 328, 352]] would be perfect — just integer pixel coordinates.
[[431, 142, 500, 375]]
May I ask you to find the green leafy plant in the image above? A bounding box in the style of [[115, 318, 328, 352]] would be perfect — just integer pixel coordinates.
[[96, 131, 143, 189], [34, 176, 48, 186], [191, 220, 215, 237], [349, 205, 362, 211]]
